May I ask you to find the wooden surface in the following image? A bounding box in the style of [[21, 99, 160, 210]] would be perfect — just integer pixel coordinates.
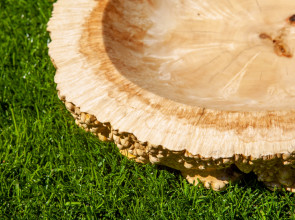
[[48, 0, 295, 191]]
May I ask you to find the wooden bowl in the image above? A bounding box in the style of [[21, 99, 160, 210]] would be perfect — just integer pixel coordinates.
[[48, 0, 295, 191]]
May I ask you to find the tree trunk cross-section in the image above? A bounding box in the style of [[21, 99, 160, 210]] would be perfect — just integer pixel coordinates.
[[48, 0, 295, 191]]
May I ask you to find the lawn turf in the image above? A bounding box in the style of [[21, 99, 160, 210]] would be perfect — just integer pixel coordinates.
[[0, 0, 295, 219]]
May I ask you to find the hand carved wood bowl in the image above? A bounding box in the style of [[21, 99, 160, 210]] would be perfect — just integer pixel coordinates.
[[48, 0, 295, 191]]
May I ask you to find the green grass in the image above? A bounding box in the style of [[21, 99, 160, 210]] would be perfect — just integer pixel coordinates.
[[0, 0, 294, 218]]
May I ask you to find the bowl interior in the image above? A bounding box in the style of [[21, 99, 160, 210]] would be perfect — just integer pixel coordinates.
[[103, 0, 295, 111]]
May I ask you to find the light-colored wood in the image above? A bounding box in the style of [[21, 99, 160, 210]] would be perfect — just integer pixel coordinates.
[[48, 0, 295, 191]]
